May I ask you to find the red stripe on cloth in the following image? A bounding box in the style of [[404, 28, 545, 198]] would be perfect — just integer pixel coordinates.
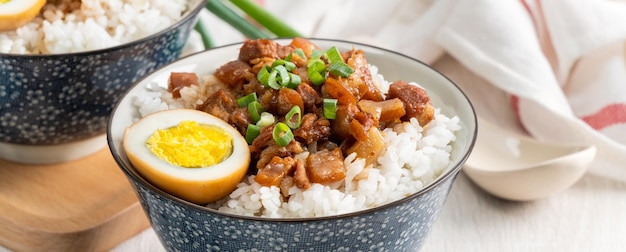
[[581, 103, 626, 130], [510, 95, 530, 132], [519, 0, 541, 33], [520, 0, 535, 23], [511, 95, 521, 120]]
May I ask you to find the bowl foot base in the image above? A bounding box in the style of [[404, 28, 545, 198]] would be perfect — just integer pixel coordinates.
[[0, 134, 107, 165]]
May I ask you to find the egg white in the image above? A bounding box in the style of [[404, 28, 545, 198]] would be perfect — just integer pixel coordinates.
[[0, 0, 43, 14]]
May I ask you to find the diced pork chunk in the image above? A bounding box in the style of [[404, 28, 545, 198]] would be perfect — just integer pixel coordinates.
[[277, 87, 304, 116], [289, 37, 319, 59], [294, 113, 331, 145], [305, 148, 346, 184], [214, 60, 252, 89], [229, 107, 252, 134], [255, 156, 297, 187], [168, 72, 199, 98], [296, 82, 321, 112], [387, 80, 435, 126], [279, 176, 295, 197], [255, 139, 304, 170], [238, 39, 294, 63], [293, 159, 311, 189], [345, 49, 384, 101], [196, 88, 238, 122], [330, 103, 359, 140]]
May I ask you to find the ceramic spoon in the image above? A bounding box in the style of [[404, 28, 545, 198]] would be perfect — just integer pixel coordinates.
[[463, 117, 597, 201]]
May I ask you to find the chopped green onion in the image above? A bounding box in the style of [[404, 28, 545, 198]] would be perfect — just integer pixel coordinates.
[[248, 101, 264, 123], [245, 124, 261, 144], [271, 59, 286, 68], [267, 69, 281, 89], [293, 48, 306, 59], [323, 98, 338, 119], [286, 73, 302, 89], [273, 122, 294, 147], [285, 106, 302, 129], [284, 61, 296, 71], [308, 69, 325, 86], [307, 58, 325, 71], [237, 93, 257, 107], [284, 53, 293, 62], [271, 60, 296, 71], [257, 66, 270, 86], [256, 112, 275, 127], [228, 0, 304, 38], [310, 49, 323, 59], [327, 61, 354, 78], [307, 58, 326, 85], [274, 65, 290, 87], [325, 46, 343, 63]]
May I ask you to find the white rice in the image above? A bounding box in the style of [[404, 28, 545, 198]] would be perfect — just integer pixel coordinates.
[[0, 0, 188, 54], [133, 64, 462, 218]]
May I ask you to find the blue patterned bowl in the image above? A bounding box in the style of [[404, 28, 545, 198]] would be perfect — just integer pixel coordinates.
[[108, 39, 477, 251], [0, 0, 207, 164]]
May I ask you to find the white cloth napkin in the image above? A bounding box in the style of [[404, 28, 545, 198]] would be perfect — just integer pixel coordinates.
[[202, 0, 626, 180]]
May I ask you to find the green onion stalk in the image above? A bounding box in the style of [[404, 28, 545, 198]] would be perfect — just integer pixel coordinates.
[[228, 0, 304, 38], [200, 0, 304, 49], [205, 0, 270, 39]]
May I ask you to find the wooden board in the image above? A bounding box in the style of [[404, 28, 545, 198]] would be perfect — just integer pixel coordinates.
[[0, 146, 150, 252]]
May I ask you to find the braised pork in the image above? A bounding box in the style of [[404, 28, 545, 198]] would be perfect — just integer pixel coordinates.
[[170, 38, 437, 196], [387, 80, 435, 126]]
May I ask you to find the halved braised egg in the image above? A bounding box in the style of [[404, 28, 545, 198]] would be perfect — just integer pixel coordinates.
[[123, 109, 250, 204], [0, 0, 45, 31]]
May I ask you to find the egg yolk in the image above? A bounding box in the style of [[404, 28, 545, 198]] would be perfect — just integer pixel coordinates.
[[147, 120, 233, 168]]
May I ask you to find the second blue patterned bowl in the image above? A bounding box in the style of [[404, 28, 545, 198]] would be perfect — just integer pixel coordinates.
[[0, 0, 207, 164]]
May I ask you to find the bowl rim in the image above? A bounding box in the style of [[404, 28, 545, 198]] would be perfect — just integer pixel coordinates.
[[0, 0, 209, 57], [107, 37, 478, 222]]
